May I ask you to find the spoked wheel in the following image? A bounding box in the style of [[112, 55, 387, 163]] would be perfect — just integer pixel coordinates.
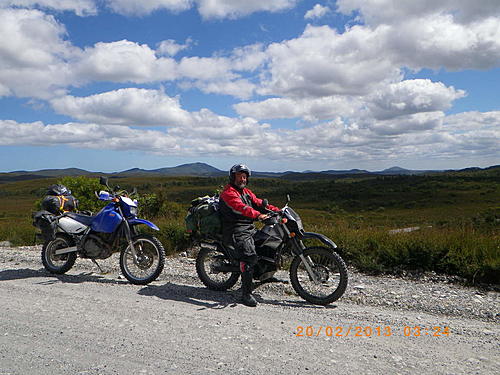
[[196, 246, 240, 291], [120, 234, 165, 285], [41, 235, 77, 274], [290, 247, 348, 305]]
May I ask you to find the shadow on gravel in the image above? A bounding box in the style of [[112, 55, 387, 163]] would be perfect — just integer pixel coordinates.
[[138, 282, 239, 310], [0, 268, 46, 281], [138, 282, 339, 310], [0, 267, 128, 285]]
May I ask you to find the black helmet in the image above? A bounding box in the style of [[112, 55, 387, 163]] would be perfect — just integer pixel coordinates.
[[47, 184, 71, 196], [229, 164, 251, 185]]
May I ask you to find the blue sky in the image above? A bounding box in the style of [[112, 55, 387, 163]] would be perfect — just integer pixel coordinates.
[[0, 0, 499, 173]]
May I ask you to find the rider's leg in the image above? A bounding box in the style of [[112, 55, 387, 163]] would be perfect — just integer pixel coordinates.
[[240, 259, 257, 307]]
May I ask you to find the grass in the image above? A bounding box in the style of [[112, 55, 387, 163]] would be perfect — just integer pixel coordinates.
[[0, 172, 498, 284]]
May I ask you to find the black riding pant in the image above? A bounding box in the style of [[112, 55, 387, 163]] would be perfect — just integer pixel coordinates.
[[222, 224, 258, 266]]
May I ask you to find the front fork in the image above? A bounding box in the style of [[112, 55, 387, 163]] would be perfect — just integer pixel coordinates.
[[289, 235, 320, 284], [122, 219, 139, 262]]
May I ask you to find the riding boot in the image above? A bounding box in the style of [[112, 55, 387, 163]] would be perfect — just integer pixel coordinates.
[[240, 262, 257, 307]]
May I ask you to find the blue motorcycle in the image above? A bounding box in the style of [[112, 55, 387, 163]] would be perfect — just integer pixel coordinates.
[[37, 177, 165, 285]]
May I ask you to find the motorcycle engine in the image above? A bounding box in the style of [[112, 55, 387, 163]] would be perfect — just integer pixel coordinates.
[[80, 233, 112, 259]]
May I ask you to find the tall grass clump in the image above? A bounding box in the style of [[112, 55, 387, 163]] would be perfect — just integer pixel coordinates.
[[0, 218, 35, 246], [312, 219, 498, 284]]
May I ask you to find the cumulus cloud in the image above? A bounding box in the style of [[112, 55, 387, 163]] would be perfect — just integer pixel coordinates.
[[366, 79, 466, 120], [0, 119, 180, 152], [234, 96, 362, 122], [1, 110, 498, 163], [105, 0, 191, 16], [48, 88, 273, 153], [50, 88, 191, 126], [259, 25, 402, 98], [235, 80, 465, 123], [2, 0, 97, 16], [156, 38, 192, 57], [366, 111, 445, 136], [195, 0, 297, 20], [103, 0, 297, 19], [0, 8, 76, 99], [304, 4, 330, 20], [336, 0, 500, 25], [74, 40, 179, 83]]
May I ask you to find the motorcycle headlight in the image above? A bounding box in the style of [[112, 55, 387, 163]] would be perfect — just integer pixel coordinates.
[[129, 206, 138, 217]]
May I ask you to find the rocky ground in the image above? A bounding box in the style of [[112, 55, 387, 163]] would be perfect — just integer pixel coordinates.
[[0, 244, 498, 374], [4, 245, 498, 323]]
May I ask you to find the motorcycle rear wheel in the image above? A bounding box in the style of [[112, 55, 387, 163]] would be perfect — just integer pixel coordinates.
[[41, 235, 77, 274], [120, 234, 165, 285], [196, 246, 240, 291], [290, 246, 348, 305]]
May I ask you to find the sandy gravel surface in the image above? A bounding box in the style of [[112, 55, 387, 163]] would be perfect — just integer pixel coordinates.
[[0, 245, 498, 374]]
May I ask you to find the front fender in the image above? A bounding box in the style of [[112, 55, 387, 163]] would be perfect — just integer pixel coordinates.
[[128, 218, 159, 231], [302, 232, 337, 249]]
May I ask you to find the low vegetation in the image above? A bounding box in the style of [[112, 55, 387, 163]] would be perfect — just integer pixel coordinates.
[[0, 169, 498, 284]]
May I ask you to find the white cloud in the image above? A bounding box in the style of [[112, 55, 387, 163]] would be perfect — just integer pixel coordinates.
[[336, 0, 500, 25], [2, 0, 97, 16], [105, 0, 191, 16], [235, 80, 465, 123], [385, 14, 500, 71], [259, 25, 402, 98], [234, 96, 361, 122], [50, 88, 191, 126], [304, 4, 330, 20], [332, 1, 500, 72], [195, 0, 297, 20], [0, 8, 76, 99], [156, 38, 192, 57], [75, 40, 179, 83], [1, 110, 498, 164], [367, 111, 445, 136], [184, 78, 256, 100], [366, 79, 466, 120], [104, 0, 297, 19], [0, 119, 180, 152]]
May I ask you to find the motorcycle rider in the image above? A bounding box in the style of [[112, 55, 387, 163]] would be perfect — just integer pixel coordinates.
[[219, 164, 280, 307]]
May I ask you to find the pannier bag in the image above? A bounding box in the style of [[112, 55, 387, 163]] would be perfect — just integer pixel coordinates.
[[32, 210, 57, 241], [185, 195, 222, 239], [41, 184, 78, 215]]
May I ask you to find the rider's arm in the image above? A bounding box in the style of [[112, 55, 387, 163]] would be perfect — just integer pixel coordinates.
[[246, 189, 281, 212]]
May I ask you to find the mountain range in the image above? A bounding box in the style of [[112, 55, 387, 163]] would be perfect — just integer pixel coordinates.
[[0, 162, 498, 182]]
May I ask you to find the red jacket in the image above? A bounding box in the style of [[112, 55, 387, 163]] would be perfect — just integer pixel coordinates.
[[219, 184, 280, 223]]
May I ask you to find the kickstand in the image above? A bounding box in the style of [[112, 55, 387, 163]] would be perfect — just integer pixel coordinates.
[[91, 259, 104, 273]]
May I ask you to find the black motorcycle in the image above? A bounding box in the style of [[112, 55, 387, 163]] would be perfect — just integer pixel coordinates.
[[195, 196, 348, 305]]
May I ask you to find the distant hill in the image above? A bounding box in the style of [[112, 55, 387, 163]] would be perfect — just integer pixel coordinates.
[[0, 163, 498, 183], [7, 168, 93, 177], [321, 169, 369, 175], [114, 163, 224, 177], [151, 162, 225, 176]]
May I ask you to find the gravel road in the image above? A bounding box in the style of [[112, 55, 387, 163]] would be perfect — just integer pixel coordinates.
[[0, 245, 498, 374]]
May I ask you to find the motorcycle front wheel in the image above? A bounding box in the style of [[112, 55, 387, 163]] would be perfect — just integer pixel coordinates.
[[41, 235, 77, 274], [290, 246, 348, 305], [120, 234, 165, 285], [196, 246, 240, 291]]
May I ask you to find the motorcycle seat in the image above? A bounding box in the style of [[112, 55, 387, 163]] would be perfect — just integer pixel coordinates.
[[64, 212, 95, 226]]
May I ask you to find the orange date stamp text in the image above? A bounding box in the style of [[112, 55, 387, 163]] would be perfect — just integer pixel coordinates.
[[295, 325, 450, 337]]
